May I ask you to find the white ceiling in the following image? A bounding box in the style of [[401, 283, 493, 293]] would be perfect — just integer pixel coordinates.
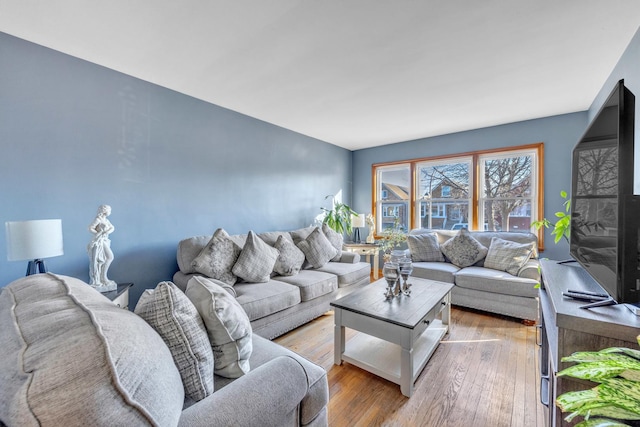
[[1, 1, 640, 150]]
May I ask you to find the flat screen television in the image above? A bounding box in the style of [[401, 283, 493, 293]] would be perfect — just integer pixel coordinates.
[[569, 79, 640, 308]]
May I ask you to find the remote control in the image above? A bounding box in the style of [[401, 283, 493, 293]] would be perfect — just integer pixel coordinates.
[[562, 291, 609, 301], [567, 289, 609, 298]]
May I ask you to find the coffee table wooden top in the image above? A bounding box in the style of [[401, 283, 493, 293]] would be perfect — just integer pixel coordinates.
[[330, 277, 454, 329]]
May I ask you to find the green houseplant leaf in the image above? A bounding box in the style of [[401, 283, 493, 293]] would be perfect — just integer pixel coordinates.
[[321, 195, 357, 235], [555, 335, 640, 426], [532, 190, 571, 244], [574, 419, 630, 427]]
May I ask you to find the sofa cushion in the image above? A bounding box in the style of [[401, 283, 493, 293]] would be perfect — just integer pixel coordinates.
[[234, 280, 301, 321], [289, 226, 316, 244], [321, 223, 343, 262], [297, 227, 339, 269], [258, 231, 292, 247], [410, 261, 460, 283], [232, 231, 279, 283], [484, 237, 535, 276], [185, 276, 252, 379], [134, 281, 214, 402], [407, 232, 445, 262], [440, 228, 488, 268], [276, 270, 338, 301], [316, 261, 371, 288], [227, 233, 248, 249], [454, 266, 539, 298], [273, 234, 306, 276], [192, 228, 241, 285], [177, 235, 211, 274], [0, 274, 184, 426]]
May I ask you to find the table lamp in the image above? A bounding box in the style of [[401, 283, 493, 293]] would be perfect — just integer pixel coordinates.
[[351, 214, 365, 243], [6, 219, 64, 275]]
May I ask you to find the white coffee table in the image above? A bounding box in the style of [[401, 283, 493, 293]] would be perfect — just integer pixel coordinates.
[[331, 277, 453, 397]]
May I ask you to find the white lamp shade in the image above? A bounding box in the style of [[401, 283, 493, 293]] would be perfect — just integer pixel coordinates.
[[351, 214, 365, 228], [6, 219, 64, 261]]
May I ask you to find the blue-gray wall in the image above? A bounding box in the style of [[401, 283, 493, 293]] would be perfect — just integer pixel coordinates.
[[0, 32, 353, 305], [352, 113, 588, 261]]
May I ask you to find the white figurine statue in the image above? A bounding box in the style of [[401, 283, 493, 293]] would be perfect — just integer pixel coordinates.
[[87, 204, 117, 292], [366, 213, 376, 244]]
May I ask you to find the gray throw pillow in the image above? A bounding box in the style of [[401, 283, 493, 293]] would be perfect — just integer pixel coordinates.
[[484, 237, 535, 276], [440, 228, 488, 268], [297, 227, 339, 269], [289, 226, 316, 244], [321, 223, 343, 261], [192, 228, 241, 285], [185, 276, 252, 379], [134, 281, 214, 402], [407, 233, 445, 262], [273, 234, 306, 276], [232, 231, 278, 283]]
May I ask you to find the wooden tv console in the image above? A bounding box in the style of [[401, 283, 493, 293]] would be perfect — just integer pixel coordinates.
[[538, 259, 640, 426]]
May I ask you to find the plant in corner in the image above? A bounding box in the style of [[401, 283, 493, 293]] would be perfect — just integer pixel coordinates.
[[321, 195, 357, 235], [532, 190, 571, 244], [555, 335, 640, 426]]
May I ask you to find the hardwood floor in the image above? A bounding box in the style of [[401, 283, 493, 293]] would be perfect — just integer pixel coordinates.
[[275, 306, 545, 427]]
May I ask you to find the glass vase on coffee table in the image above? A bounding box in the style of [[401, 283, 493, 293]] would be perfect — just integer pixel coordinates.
[[398, 258, 413, 296], [382, 262, 399, 300]]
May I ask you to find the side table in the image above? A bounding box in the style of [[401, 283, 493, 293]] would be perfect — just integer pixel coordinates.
[[342, 243, 380, 279], [104, 283, 133, 310]]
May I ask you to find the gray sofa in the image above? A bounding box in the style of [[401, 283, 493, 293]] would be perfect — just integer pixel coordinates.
[[406, 229, 541, 322], [0, 273, 329, 427], [173, 226, 371, 339]]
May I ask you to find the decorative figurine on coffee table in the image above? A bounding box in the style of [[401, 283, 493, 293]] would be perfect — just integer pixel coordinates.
[[87, 204, 117, 292]]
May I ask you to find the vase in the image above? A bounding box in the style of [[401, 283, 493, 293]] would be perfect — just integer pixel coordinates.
[[382, 262, 399, 299], [390, 249, 406, 264]]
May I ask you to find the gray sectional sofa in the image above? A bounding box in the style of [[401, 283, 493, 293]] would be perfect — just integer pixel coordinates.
[[0, 273, 329, 427], [406, 228, 541, 322], [173, 225, 371, 339]]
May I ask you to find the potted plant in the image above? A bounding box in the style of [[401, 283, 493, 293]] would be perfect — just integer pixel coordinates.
[[321, 195, 358, 235], [555, 335, 640, 426]]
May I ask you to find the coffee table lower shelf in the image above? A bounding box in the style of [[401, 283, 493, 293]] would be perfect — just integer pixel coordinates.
[[341, 319, 447, 389]]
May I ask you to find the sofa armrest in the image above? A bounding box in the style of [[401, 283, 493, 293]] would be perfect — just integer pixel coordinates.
[[338, 251, 360, 264], [178, 356, 309, 427], [518, 259, 541, 281]]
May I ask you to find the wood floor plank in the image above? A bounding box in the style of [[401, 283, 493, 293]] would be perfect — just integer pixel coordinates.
[[274, 306, 544, 427]]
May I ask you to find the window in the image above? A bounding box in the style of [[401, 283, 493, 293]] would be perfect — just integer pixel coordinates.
[[416, 158, 471, 230], [479, 149, 538, 233], [372, 143, 544, 244], [375, 165, 410, 232]]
